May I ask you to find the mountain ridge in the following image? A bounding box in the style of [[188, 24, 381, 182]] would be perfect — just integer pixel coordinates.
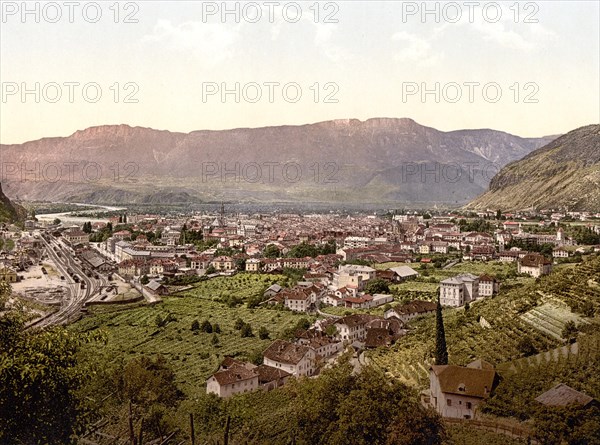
[[0, 118, 558, 205], [467, 124, 600, 212]]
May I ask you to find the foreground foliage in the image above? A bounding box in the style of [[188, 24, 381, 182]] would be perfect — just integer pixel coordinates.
[[179, 357, 446, 445], [0, 313, 92, 444]]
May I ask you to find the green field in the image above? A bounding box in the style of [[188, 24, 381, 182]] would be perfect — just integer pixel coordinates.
[[73, 274, 312, 398], [484, 331, 600, 420]]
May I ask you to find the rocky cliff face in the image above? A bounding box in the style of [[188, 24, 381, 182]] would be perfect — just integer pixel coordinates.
[[0, 119, 555, 205], [467, 125, 600, 212], [0, 183, 26, 223]]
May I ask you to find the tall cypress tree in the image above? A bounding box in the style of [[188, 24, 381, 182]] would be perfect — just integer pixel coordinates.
[[435, 292, 448, 365]]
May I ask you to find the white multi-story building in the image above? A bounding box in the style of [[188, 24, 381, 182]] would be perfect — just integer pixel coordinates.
[[439, 273, 480, 307], [333, 314, 376, 342], [343, 236, 371, 249], [337, 264, 376, 281], [245, 258, 261, 272], [333, 272, 364, 291], [478, 275, 499, 297]]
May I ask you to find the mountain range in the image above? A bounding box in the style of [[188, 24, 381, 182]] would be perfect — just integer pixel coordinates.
[[467, 124, 600, 212], [0, 118, 557, 206]]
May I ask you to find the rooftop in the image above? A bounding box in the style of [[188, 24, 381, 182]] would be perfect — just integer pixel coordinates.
[[263, 340, 312, 365], [535, 383, 596, 407], [431, 362, 496, 399]]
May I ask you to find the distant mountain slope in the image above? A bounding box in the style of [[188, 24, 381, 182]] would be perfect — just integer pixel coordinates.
[[467, 125, 600, 212], [0, 183, 26, 223], [0, 119, 555, 205]]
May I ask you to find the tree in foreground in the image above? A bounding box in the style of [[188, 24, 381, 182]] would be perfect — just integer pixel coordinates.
[[435, 294, 448, 365], [0, 314, 89, 444], [112, 355, 183, 440], [291, 357, 446, 445], [534, 405, 600, 445]]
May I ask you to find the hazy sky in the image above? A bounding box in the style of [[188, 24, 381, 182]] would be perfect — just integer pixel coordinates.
[[1, 0, 598, 144]]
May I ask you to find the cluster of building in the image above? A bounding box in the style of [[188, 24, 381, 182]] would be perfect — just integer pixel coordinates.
[[207, 302, 445, 398], [437, 251, 556, 307], [0, 231, 44, 283], [19, 206, 594, 295], [256, 263, 420, 313]]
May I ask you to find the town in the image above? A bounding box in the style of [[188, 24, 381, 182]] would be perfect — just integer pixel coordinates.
[[2, 204, 600, 439]]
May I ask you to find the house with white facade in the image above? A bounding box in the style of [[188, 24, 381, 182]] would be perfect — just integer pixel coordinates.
[[206, 357, 292, 397], [478, 274, 499, 297], [245, 258, 262, 272], [334, 314, 378, 342], [439, 273, 479, 307], [426, 359, 497, 419], [263, 340, 317, 377], [211, 256, 234, 271], [206, 361, 259, 398], [518, 253, 552, 277], [333, 272, 364, 292], [552, 248, 570, 259], [337, 264, 376, 281], [343, 236, 371, 249], [282, 287, 317, 312]]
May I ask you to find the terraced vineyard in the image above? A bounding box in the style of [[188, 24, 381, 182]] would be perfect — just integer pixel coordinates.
[[520, 302, 587, 340], [496, 341, 579, 375], [369, 255, 600, 388], [72, 274, 310, 398], [538, 255, 600, 314], [484, 331, 600, 420]]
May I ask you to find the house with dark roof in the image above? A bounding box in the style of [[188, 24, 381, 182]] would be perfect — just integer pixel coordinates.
[[376, 269, 402, 283], [518, 253, 552, 277], [145, 280, 168, 296], [206, 358, 293, 397], [427, 359, 497, 419], [79, 249, 113, 272], [282, 286, 318, 312], [384, 300, 437, 323], [365, 328, 393, 348], [256, 364, 291, 391], [206, 362, 259, 398], [263, 339, 317, 377]]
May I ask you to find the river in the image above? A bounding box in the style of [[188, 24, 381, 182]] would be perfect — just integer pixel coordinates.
[[35, 204, 126, 225]]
